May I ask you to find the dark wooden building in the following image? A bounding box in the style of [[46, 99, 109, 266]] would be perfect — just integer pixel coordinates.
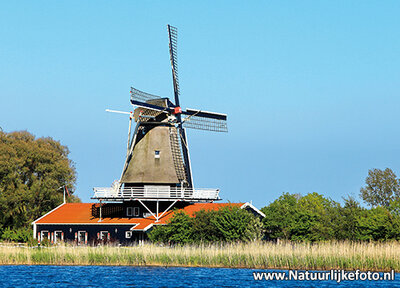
[[32, 202, 264, 245]]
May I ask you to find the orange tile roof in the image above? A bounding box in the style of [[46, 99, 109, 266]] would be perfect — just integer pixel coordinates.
[[33, 202, 244, 231], [176, 202, 243, 217]]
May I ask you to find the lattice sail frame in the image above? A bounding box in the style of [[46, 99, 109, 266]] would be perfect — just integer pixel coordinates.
[[169, 126, 188, 183], [182, 115, 228, 132], [168, 25, 180, 98], [130, 87, 162, 102]]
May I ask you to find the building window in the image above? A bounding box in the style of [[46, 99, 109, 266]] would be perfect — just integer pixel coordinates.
[[127, 207, 140, 217], [99, 231, 109, 240], [127, 207, 133, 216], [54, 231, 63, 243], [78, 231, 87, 244], [41, 231, 49, 241], [154, 150, 160, 159], [125, 231, 132, 239]]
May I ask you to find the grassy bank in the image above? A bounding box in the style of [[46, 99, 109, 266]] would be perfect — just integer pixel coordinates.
[[0, 241, 399, 271]]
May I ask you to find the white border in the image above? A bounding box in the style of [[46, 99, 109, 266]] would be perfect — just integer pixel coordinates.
[[241, 202, 266, 218], [32, 203, 66, 224]]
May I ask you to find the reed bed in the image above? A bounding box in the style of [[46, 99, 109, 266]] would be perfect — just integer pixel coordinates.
[[0, 241, 399, 271]]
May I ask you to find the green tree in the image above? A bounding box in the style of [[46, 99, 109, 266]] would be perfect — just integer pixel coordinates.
[[262, 192, 339, 242], [191, 209, 220, 243], [147, 224, 169, 244], [357, 206, 399, 241], [261, 193, 300, 240], [166, 211, 193, 244], [294, 192, 338, 241], [1, 227, 32, 242], [148, 211, 193, 244], [360, 168, 400, 208], [0, 130, 79, 238], [388, 199, 400, 217], [211, 206, 262, 242], [148, 206, 262, 244], [335, 196, 365, 240]]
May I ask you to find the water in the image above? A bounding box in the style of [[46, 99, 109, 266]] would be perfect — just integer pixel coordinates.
[[0, 266, 398, 287]]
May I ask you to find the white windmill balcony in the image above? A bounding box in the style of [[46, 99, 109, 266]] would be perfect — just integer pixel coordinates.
[[92, 186, 220, 201]]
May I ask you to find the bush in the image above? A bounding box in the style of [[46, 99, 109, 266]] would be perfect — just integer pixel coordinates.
[[148, 211, 193, 245], [1, 227, 33, 242], [211, 206, 262, 242], [148, 206, 262, 244]]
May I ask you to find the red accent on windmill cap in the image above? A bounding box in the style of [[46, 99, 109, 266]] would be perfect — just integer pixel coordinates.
[[173, 107, 182, 114]]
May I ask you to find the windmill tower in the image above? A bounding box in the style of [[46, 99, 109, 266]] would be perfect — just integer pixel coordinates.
[[93, 25, 227, 221]]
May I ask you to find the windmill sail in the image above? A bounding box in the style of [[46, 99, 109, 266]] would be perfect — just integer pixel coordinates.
[[130, 87, 162, 102], [167, 25, 193, 187], [182, 109, 228, 132], [167, 25, 180, 106], [182, 115, 228, 132]]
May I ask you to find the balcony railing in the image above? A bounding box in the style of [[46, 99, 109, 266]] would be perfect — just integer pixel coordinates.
[[92, 186, 220, 201]]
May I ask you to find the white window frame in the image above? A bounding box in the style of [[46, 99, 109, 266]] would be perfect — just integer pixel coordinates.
[[127, 207, 133, 216], [99, 231, 109, 240], [125, 231, 132, 239], [78, 231, 87, 243], [41, 231, 50, 241], [54, 230, 63, 243], [154, 150, 160, 159], [133, 207, 140, 216]]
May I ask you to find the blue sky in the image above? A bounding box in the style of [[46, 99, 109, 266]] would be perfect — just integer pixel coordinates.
[[1, 1, 400, 207]]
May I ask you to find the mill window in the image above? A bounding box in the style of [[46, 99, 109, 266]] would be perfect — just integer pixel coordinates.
[[154, 150, 160, 158]]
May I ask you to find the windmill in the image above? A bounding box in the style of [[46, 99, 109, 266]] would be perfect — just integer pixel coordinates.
[[94, 25, 227, 207]]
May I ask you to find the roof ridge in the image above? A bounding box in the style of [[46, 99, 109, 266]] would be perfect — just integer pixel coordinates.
[[32, 202, 66, 224]]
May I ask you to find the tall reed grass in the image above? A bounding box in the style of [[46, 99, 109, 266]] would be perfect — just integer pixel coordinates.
[[0, 241, 399, 271]]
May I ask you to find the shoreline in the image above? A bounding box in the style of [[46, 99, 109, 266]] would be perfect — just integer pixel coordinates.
[[0, 241, 399, 271], [0, 263, 397, 272]]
